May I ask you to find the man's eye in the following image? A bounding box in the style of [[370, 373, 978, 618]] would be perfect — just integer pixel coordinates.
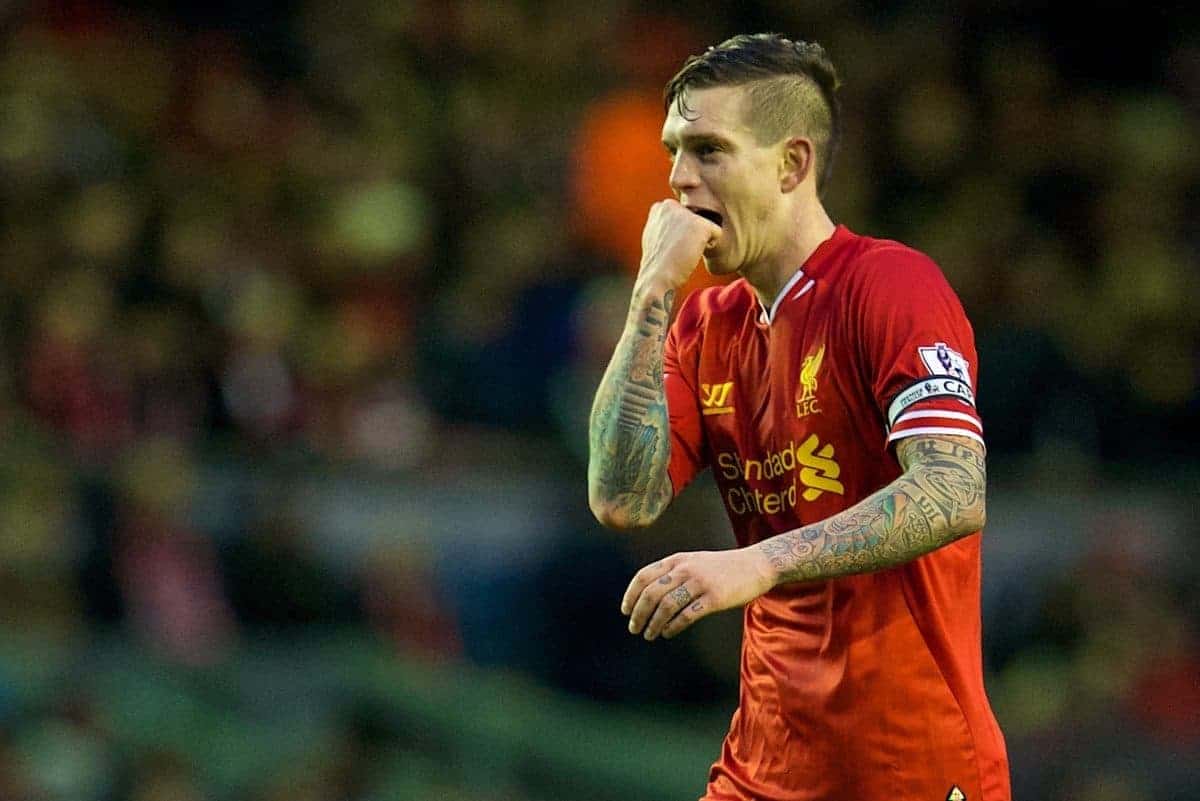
[[697, 144, 719, 158]]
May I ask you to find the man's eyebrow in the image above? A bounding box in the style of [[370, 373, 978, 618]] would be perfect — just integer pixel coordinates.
[[662, 133, 732, 152]]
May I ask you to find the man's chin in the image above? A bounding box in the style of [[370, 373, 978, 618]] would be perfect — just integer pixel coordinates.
[[702, 252, 738, 276]]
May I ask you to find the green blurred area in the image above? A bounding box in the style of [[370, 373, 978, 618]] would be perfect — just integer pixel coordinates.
[[0, 627, 726, 801]]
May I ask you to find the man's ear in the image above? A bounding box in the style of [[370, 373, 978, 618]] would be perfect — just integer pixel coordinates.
[[780, 136, 815, 193]]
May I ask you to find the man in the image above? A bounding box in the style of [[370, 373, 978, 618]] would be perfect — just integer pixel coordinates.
[[587, 34, 1010, 801]]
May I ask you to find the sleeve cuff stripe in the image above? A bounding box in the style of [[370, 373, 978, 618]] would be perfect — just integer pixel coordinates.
[[887, 426, 985, 446], [892, 409, 982, 431]]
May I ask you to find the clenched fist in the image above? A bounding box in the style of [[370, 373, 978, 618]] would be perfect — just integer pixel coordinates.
[[635, 199, 723, 294]]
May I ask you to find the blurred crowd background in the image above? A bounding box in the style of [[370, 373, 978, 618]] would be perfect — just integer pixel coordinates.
[[0, 0, 1197, 799]]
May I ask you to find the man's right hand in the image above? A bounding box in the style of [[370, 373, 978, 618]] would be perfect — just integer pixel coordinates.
[[636, 199, 723, 292]]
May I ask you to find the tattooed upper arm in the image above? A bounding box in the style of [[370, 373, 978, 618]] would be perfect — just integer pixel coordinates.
[[896, 433, 984, 471]]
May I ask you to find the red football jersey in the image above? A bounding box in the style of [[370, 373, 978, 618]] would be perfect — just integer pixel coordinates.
[[663, 225, 1010, 801]]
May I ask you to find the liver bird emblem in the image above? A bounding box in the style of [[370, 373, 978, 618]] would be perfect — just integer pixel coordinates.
[[798, 344, 825, 402]]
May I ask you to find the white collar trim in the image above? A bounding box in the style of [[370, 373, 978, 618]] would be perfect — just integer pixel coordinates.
[[758, 268, 808, 324]]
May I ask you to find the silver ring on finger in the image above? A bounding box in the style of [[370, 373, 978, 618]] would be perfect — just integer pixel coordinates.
[[668, 585, 692, 607]]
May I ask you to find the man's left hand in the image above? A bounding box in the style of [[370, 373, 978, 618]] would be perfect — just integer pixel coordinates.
[[621, 548, 777, 640]]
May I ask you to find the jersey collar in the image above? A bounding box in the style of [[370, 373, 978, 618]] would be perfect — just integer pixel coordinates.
[[758, 267, 810, 324], [756, 224, 850, 325]]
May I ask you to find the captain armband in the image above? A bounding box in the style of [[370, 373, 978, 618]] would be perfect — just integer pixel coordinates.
[[885, 376, 976, 432]]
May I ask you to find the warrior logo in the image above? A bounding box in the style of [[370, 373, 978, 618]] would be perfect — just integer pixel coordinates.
[[700, 381, 735, 416]]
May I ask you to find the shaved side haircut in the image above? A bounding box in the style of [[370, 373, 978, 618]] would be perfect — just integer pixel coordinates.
[[664, 34, 842, 195]]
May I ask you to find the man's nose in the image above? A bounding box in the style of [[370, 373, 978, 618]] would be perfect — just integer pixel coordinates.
[[669, 154, 700, 194]]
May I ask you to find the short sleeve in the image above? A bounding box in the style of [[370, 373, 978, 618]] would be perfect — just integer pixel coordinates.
[[663, 297, 708, 494], [853, 247, 984, 449]]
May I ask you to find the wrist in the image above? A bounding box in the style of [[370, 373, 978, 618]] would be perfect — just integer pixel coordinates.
[[629, 277, 678, 316], [750, 542, 783, 592]]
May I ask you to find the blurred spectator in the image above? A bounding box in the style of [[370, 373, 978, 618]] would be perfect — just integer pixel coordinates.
[[112, 437, 235, 665], [24, 269, 135, 458], [359, 542, 461, 660]]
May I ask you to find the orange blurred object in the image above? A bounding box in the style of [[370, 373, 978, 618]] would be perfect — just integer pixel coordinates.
[[569, 89, 731, 301]]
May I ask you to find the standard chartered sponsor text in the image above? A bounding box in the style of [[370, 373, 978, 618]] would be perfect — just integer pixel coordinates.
[[717, 434, 845, 516]]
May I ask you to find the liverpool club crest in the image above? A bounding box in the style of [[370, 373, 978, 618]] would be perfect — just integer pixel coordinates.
[[795, 344, 825, 418]]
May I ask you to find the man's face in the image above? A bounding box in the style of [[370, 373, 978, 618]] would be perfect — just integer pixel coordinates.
[[661, 86, 785, 275]]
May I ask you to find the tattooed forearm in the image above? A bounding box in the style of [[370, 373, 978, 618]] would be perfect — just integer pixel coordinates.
[[758, 435, 986, 583], [588, 289, 677, 528]]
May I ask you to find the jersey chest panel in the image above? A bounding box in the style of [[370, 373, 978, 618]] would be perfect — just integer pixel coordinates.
[[694, 292, 872, 536]]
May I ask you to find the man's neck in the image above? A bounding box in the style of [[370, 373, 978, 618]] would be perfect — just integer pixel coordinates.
[[741, 206, 836, 309]]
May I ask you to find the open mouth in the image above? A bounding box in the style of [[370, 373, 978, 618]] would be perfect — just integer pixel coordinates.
[[688, 207, 724, 228]]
